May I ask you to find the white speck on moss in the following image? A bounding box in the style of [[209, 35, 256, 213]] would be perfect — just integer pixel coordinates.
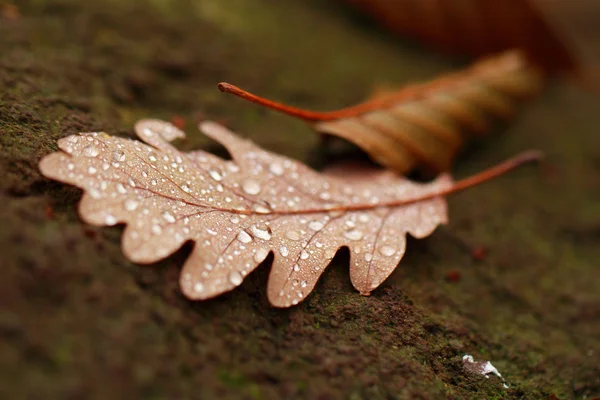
[[462, 354, 509, 389]]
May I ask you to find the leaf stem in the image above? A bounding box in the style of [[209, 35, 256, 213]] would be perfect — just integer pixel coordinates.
[[218, 82, 421, 122], [423, 150, 544, 200], [262, 150, 544, 215]]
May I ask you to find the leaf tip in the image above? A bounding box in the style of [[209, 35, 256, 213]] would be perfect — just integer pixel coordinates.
[[38, 152, 67, 180]]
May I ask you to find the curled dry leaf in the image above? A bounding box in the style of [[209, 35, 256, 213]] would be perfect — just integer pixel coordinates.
[[39, 120, 539, 307], [343, 0, 600, 80], [219, 50, 544, 175]]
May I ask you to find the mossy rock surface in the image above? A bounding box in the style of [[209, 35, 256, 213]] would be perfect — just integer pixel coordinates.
[[1, 1, 599, 399]]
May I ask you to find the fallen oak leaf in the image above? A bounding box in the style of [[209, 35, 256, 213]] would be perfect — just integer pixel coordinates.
[[219, 50, 544, 175], [39, 120, 540, 307]]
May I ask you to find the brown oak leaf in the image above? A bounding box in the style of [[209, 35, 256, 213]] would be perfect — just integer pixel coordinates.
[[219, 51, 544, 175], [39, 120, 538, 307]]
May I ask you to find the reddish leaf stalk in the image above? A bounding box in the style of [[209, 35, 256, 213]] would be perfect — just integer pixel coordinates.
[[262, 150, 543, 215], [218, 82, 432, 122]]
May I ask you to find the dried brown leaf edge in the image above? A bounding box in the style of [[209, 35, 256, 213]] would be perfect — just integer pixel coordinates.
[[39, 120, 539, 307]]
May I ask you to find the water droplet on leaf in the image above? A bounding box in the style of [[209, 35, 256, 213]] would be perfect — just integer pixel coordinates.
[[253, 248, 269, 262], [286, 230, 301, 241], [83, 145, 100, 157], [269, 163, 284, 176], [242, 179, 261, 195], [112, 150, 126, 162], [124, 199, 138, 211], [250, 224, 272, 240], [308, 221, 324, 231], [344, 229, 363, 241], [162, 211, 176, 223], [280, 246, 289, 257], [236, 230, 253, 244], [379, 245, 396, 257], [209, 169, 222, 181], [229, 271, 243, 286]]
